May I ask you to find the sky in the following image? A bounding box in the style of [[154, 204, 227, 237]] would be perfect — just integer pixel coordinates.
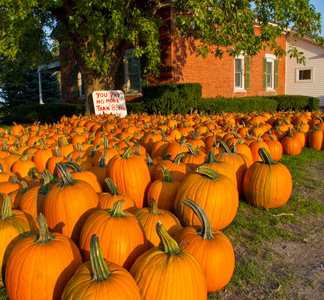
[[309, 0, 324, 36]]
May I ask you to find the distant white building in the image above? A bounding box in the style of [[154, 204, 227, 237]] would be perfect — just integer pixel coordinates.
[[286, 33, 324, 108]]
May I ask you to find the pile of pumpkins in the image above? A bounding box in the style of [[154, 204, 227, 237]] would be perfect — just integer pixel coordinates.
[[0, 110, 323, 299]]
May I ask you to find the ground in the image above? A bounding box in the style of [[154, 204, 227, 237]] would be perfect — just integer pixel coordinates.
[[210, 159, 324, 300]]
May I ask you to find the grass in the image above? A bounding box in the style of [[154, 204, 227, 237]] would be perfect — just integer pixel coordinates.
[[0, 147, 323, 299], [208, 147, 324, 299]]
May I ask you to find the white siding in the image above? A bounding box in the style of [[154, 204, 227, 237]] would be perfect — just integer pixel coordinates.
[[286, 35, 324, 108]]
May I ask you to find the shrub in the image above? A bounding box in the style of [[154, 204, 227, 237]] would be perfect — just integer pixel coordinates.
[[142, 83, 202, 115], [11, 103, 85, 123], [196, 97, 278, 114], [267, 95, 320, 111], [126, 102, 148, 115]]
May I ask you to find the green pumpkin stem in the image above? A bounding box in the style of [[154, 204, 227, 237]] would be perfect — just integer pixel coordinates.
[[174, 153, 186, 164], [90, 234, 112, 281], [156, 221, 181, 255], [181, 199, 214, 239], [258, 147, 276, 165], [161, 165, 172, 182], [149, 197, 161, 215], [0, 194, 14, 219], [183, 142, 198, 156], [56, 163, 76, 187], [104, 178, 120, 195], [196, 166, 220, 180], [121, 147, 132, 159], [35, 213, 55, 244], [109, 199, 127, 218], [206, 149, 217, 163], [216, 139, 232, 153]]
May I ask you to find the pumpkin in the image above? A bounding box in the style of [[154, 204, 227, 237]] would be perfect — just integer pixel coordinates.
[[308, 127, 324, 150], [106, 147, 151, 208], [5, 213, 82, 300], [98, 178, 137, 213], [78, 200, 147, 270], [130, 221, 207, 300], [242, 147, 292, 208], [11, 153, 37, 180], [174, 166, 239, 230], [43, 163, 99, 244], [281, 127, 302, 155], [181, 143, 207, 171], [147, 165, 181, 213], [61, 234, 141, 299], [134, 197, 182, 249], [173, 199, 235, 292], [0, 194, 36, 286]]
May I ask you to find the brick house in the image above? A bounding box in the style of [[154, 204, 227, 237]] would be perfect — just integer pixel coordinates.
[[59, 5, 286, 104]]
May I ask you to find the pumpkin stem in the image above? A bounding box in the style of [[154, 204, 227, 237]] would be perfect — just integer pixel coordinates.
[[216, 139, 232, 153], [196, 166, 220, 180], [206, 149, 217, 163], [174, 153, 186, 164], [183, 143, 198, 156], [181, 199, 214, 239], [90, 234, 112, 281], [156, 221, 181, 255], [0, 194, 14, 219], [56, 163, 76, 187], [258, 147, 276, 165], [104, 178, 120, 195], [109, 199, 127, 218], [121, 147, 132, 159], [161, 165, 172, 182], [35, 213, 55, 244], [149, 197, 161, 215]]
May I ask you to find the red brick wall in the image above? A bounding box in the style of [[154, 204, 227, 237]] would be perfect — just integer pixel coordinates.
[[169, 24, 286, 98]]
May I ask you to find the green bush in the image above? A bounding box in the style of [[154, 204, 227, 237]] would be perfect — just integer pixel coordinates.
[[11, 103, 85, 123], [267, 95, 320, 111], [142, 83, 202, 115], [126, 101, 148, 115], [196, 97, 278, 114]]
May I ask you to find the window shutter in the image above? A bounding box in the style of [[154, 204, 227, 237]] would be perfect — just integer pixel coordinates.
[[72, 64, 79, 98], [274, 59, 279, 90], [140, 54, 148, 91], [117, 59, 124, 92], [263, 58, 267, 90], [245, 56, 250, 90]]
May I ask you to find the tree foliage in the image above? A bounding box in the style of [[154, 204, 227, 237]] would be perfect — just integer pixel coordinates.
[[0, 0, 322, 112]]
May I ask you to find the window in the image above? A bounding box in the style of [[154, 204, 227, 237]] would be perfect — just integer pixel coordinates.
[[73, 64, 85, 98], [263, 54, 278, 90], [124, 49, 141, 93], [266, 61, 273, 89], [296, 68, 313, 83], [234, 57, 244, 89]]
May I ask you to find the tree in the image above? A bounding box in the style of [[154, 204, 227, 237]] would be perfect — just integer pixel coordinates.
[[0, 68, 61, 123], [0, 0, 322, 114]]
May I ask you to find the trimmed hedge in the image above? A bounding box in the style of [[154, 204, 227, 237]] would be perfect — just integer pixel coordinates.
[[126, 101, 147, 115], [266, 95, 320, 111], [142, 83, 202, 115], [196, 97, 278, 114], [11, 103, 86, 123]]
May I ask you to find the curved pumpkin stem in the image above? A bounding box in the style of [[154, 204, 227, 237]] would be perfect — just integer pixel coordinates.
[[104, 178, 120, 195], [146, 153, 155, 167], [35, 213, 55, 244], [156, 221, 181, 255], [90, 234, 112, 281], [56, 163, 76, 187], [216, 139, 232, 154], [206, 149, 217, 163], [258, 147, 276, 165], [99, 150, 107, 168], [196, 166, 220, 180], [173, 153, 186, 164], [121, 147, 132, 159], [149, 197, 161, 215], [183, 142, 198, 156], [109, 199, 127, 218], [0, 194, 13, 219], [181, 199, 214, 240], [161, 165, 172, 183]]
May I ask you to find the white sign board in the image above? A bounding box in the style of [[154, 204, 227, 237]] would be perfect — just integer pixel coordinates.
[[92, 90, 127, 117]]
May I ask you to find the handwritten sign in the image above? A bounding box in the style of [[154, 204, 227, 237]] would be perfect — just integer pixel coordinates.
[[92, 90, 127, 117]]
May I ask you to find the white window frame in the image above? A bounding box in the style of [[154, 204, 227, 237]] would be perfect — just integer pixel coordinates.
[[124, 49, 141, 94], [265, 54, 276, 91], [296, 67, 314, 83], [77, 71, 85, 97], [234, 55, 245, 92]]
